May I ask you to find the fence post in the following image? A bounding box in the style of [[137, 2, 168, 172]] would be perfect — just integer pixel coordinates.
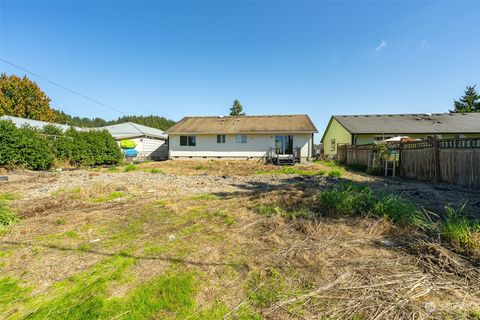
[[398, 142, 403, 177], [433, 138, 441, 182]]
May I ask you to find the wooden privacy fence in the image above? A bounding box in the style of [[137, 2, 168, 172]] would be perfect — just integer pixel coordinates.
[[337, 138, 480, 189]]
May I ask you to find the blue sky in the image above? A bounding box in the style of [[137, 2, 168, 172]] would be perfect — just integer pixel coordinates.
[[1, 1, 479, 141]]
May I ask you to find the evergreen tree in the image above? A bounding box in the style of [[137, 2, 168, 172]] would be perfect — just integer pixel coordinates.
[[0, 73, 57, 121], [53, 110, 176, 131], [451, 85, 480, 112], [229, 99, 245, 116]]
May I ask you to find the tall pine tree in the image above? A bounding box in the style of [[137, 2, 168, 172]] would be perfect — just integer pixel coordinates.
[[229, 99, 245, 116], [451, 85, 480, 113]]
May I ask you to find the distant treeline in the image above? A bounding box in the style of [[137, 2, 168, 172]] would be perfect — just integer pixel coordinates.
[[55, 111, 176, 131], [1, 73, 176, 131]]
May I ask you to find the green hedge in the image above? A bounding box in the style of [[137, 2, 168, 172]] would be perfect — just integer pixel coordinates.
[[0, 120, 123, 170]]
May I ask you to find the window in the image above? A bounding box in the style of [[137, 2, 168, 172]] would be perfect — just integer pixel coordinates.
[[217, 134, 226, 143], [180, 135, 196, 146], [236, 135, 247, 143], [330, 139, 336, 151]]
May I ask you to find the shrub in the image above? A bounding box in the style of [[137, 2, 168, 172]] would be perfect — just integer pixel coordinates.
[[0, 120, 123, 170], [0, 120, 54, 170], [61, 129, 123, 167]]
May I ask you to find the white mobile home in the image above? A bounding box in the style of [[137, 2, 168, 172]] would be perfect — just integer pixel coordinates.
[[101, 122, 168, 160], [166, 114, 318, 162]]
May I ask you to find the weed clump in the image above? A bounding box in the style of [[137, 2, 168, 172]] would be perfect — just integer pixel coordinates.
[[318, 183, 428, 229], [91, 191, 127, 203], [0, 194, 18, 228], [123, 163, 138, 172], [328, 168, 343, 178], [318, 183, 480, 256], [255, 204, 283, 216], [440, 205, 480, 255], [146, 168, 164, 174], [192, 194, 218, 201]]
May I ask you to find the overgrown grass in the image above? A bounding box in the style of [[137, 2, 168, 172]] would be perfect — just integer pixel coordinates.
[[255, 204, 283, 216], [0, 192, 18, 202], [318, 183, 429, 229], [440, 205, 480, 254], [256, 167, 325, 176], [208, 210, 235, 226], [123, 163, 138, 172], [0, 193, 19, 228], [317, 183, 480, 256], [2, 253, 259, 319], [247, 268, 286, 308], [16, 257, 211, 319], [328, 168, 343, 178], [91, 191, 127, 203], [0, 277, 32, 312], [145, 168, 164, 174], [191, 193, 218, 201], [314, 160, 339, 168]]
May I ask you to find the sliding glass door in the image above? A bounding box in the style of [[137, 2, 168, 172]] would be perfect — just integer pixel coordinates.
[[275, 135, 293, 155]]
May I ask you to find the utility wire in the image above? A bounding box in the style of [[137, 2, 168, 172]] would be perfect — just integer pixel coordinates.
[[0, 57, 128, 116]]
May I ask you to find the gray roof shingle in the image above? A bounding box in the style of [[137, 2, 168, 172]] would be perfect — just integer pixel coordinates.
[[333, 113, 480, 134], [100, 122, 167, 139]]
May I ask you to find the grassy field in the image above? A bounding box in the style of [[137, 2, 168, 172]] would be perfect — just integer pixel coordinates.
[[1, 160, 479, 319]]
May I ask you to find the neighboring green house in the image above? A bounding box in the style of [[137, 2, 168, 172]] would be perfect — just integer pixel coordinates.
[[321, 113, 480, 156]]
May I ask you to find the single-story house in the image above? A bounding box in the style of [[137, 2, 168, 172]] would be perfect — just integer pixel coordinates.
[[0, 115, 168, 160], [100, 122, 168, 160], [165, 114, 318, 162], [321, 113, 480, 156]]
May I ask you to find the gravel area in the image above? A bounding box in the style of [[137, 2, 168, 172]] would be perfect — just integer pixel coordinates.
[[2, 167, 479, 217], [2, 170, 327, 201]]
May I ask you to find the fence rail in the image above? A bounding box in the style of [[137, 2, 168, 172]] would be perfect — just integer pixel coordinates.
[[337, 138, 480, 189]]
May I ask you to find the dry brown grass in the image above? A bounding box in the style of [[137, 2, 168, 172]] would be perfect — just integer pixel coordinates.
[[1, 164, 479, 319]]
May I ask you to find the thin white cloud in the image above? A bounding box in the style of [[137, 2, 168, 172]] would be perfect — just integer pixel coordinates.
[[374, 40, 387, 54], [420, 38, 428, 49]]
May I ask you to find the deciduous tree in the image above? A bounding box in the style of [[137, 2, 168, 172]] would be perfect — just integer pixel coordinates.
[[0, 73, 57, 121]]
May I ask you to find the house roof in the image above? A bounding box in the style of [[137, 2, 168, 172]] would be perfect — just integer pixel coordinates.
[[166, 115, 318, 134], [100, 122, 168, 140], [332, 113, 480, 135], [0, 115, 80, 131], [0, 115, 167, 140]]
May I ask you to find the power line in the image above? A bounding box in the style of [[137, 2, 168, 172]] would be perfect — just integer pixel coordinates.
[[0, 57, 128, 116]]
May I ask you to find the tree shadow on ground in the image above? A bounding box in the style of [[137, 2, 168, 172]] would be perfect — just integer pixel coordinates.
[[0, 240, 319, 270]]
